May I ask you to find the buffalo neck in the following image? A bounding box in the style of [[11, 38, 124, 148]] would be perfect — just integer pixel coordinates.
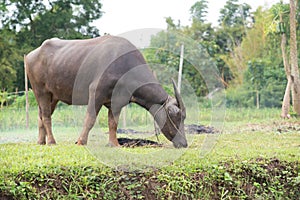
[[131, 83, 169, 115]]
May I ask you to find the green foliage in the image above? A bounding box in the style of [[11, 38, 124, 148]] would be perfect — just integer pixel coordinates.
[[0, 0, 299, 110], [227, 81, 286, 108], [226, 85, 255, 108], [2, 0, 102, 45], [223, 4, 290, 108], [148, 29, 220, 97], [148, 0, 256, 100], [11, 90, 37, 108], [165, 17, 178, 30], [190, 0, 208, 23], [0, 0, 103, 92], [148, 4, 286, 108], [0, 90, 9, 108], [270, 1, 290, 24], [218, 0, 252, 27], [246, 59, 266, 91], [0, 90, 38, 109], [0, 29, 18, 91], [218, 0, 252, 47]]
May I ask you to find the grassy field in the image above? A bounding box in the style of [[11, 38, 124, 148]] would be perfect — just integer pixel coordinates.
[[0, 106, 299, 199]]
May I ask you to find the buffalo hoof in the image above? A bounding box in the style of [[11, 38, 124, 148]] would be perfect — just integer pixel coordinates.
[[47, 140, 56, 145], [107, 142, 121, 147], [37, 141, 46, 145], [76, 140, 87, 145]]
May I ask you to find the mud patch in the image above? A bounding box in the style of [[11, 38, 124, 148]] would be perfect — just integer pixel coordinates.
[[185, 124, 217, 134], [117, 128, 145, 134], [116, 124, 217, 147], [118, 124, 218, 135], [232, 120, 300, 134], [276, 122, 300, 133], [117, 138, 162, 147]]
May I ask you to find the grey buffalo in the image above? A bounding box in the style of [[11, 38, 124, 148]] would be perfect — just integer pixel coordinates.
[[25, 36, 187, 148]]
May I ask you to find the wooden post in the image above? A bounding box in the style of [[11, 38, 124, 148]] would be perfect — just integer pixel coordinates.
[[24, 55, 29, 129], [178, 44, 184, 93]]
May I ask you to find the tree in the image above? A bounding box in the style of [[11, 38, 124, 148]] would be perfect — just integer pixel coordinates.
[[190, 0, 208, 23], [289, 0, 300, 115], [280, 10, 292, 118], [246, 60, 265, 109], [224, 5, 288, 108], [1, 0, 102, 47], [214, 0, 252, 86], [0, 29, 18, 91], [187, 0, 214, 52], [148, 30, 210, 97], [218, 0, 252, 47], [0, 0, 103, 92], [269, 1, 293, 117], [187, 1, 234, 86]]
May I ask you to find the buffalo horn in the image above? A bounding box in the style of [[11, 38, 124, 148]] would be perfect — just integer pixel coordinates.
[[171, 79, 186, 116]]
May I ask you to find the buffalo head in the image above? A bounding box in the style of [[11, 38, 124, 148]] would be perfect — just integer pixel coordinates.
[[154, 80, 187, 148]]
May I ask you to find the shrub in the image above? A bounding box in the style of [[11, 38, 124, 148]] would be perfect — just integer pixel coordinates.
[[11, 90, 37, 108]]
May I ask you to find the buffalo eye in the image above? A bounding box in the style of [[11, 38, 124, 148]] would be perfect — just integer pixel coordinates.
[[167, 105, 179, 114], [167, 105, 182, 121]]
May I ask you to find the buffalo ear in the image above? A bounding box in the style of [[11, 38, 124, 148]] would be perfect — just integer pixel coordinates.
[[171, 79, 186, 117]]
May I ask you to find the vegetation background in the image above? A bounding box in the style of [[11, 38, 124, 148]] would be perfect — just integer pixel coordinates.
[[0, 0, 300, 110]]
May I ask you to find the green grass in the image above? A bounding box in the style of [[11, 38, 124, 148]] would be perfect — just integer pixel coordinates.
[[0, 106, 299, 199], [0, 130, 298, 171]]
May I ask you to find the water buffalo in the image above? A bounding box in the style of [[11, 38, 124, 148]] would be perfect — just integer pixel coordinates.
[[25, 35, 187, 148]]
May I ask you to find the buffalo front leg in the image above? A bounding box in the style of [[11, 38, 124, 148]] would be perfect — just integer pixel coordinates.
[[108, 108, 120, 147], [76, 102, 102, 145]]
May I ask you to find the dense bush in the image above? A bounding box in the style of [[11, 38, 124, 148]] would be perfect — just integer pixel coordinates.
[[11, 90, 38, 108], [226, 85, 255, 108], [226, 64, 286, 109], [226, 59, 286, 109]]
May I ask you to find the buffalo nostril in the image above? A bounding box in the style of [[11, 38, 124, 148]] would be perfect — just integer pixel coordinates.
[[181, 142, 188, 148]]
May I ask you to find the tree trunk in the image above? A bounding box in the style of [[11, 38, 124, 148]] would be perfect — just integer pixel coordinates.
[[281, 77, 292, 118], [280, 14, 292, 118], [290, 0, 300, 116]]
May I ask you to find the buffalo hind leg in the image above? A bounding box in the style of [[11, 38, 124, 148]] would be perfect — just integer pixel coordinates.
[[38, 109, 47, 145], [38, 93, 57, 145], [38, 99, 58, 144], [108, 108, 120, 147]]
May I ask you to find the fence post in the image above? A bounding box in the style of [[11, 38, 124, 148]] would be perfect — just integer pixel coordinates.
[[24, 55, 29, 129], [178, 44, 184, 93]]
